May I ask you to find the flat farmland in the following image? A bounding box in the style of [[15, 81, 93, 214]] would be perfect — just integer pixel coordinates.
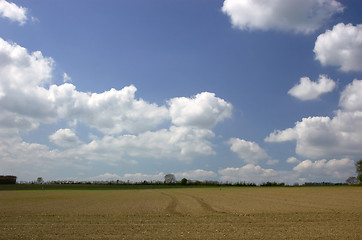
[[0, 186, 361, 239]]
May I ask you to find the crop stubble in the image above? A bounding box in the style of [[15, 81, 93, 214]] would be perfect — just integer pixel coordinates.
[[0, 186, 361, 239]]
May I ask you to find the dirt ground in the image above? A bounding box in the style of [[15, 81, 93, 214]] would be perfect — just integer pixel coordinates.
[[0, 186, 361, 239]]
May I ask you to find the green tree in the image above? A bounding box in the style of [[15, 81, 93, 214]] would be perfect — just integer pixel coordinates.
[[356, 160, 362, 182], [180, 178, 188, 185]]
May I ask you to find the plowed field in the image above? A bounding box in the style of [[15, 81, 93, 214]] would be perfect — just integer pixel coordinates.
[[0, 186, 361, 239]]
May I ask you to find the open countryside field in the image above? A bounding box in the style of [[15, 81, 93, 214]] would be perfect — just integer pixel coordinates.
[[0, 186, 361, 239]]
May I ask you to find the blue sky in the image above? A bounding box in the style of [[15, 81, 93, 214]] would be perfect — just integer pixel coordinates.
[[1, 0, 362, 184]]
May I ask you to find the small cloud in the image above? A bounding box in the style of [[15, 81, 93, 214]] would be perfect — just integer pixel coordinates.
[[228, 138, 268, 164], [0, 0, 29, 25], [287, 157, 299, 164], [63, 73, 72, 83], [49, 128, 81, 148], [168, 92, 232, 129], [222, 0, 343, 34], [288, 75, 336, 101]]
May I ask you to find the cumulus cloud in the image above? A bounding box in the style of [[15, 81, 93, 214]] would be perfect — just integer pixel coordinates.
[[219, 164, 279, 183], [293, 158, 355, 181], [288, 75, 336, 101], [339, 79, 362, 112], [267, 78, 362, 161], [228, 138, 268, 164], [222, 0, 343, 34], [0, 36, 233, 136], [49, 129, 81, 148], [0, 37, 235, 179], [266, 111, 362, 158], [168, 92, 232, 129], [0, 37, 55, 131], [0, 0, 28, 25], [314, 23, 362, 72], [0, 37, 170, 135], [79, 126, 216, 162], [49, 84, 170, 134], [287, 157, 299, 164]]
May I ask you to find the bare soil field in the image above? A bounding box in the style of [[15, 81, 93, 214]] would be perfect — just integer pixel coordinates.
[[0, 186, 361, 239]]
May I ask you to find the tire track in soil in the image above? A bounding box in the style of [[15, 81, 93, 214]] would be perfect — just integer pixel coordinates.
[[183, 194, 225, 214], [160, 192, 181, 215]]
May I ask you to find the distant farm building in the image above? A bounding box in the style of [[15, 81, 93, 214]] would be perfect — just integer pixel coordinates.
[[0, 175, 17, 184]]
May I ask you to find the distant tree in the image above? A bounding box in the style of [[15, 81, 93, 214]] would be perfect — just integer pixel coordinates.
[[346, 176, 359, 185], [180, 178, 188, 185], [37, 177, 44, 184], [356, 160, 362, 182], [164, 174, 176, 184]]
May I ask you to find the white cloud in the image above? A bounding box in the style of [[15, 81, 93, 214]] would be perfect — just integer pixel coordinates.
[[287, 157, 299, 164], [293, 158, 355, 181], [288, 75, 336, 101], [0, 0, 28, 25], [0, 38, 170, 135], [314, 23, 362, 72], [49, 83, 170, 134], [267, 79, 362, 159], [266, 111, 362, 159], [78, 126, 216, 162], [175, 169, 217, 181], [168, 92, 232, 129], [228, 138, 268, 164], [219, 164, 279, 183], [49, 129, 81, 148], [0, 38, 56, 131], [88, 173, 122, 181], [63, 72, 71, 83], [222, 0, 343, 34], [339, 79, 362, 112], [0, 37, 236, 180]]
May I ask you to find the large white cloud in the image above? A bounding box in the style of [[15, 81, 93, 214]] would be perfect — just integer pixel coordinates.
[[48, 83, 170, 134], [0, 37, 233, 137], [314, 23, 362, 72], [78, 126, 216, 162], [228, 138, 268, 164], [0, 37, 235, 181], [266, 80, 362, 159], [288, 75, 336, 101], [293, 158, 355, 181], [0, 0, 28, 25], [0, 38, 56, 131], [0, 37, 170, 134], [222, 0, 343, 34], [168, 92, 232, 129], [266, 111, 362, 158]]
